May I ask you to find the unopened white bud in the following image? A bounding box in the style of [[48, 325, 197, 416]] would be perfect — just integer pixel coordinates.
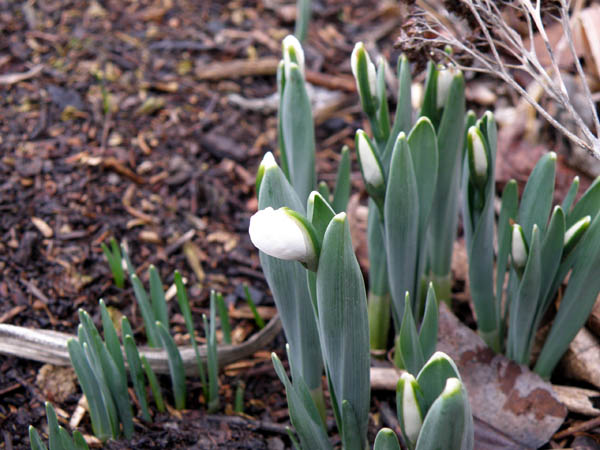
[[282, 35, 305, 79], [356, 130, 384, 188], [511, 224, 528, 269], [351, 42, 377, 101], [249, 207, 317, 270], [436, 66, 456, 109], [399, 373, 423, 446]]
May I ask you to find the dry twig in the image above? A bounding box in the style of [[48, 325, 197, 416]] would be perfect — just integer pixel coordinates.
[[401, 0, 600, 159]]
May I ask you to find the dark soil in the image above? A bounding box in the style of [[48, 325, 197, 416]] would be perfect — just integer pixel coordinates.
[[1, 0, 596, 449]]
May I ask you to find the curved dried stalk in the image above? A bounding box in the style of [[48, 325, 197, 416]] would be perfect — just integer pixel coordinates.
[[406, 0, 600, 159], [0, 316, 282, 376]]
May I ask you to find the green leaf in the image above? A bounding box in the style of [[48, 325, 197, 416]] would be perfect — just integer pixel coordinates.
[[418, 284, 438, 362], [383, 54, 412, 170], [385, 133, 419, 322], [130, 274, 160, 347], [419, 62, 439, 125], [561, 176, 580, 213], [376, 57, 391, 143], [496, 180, 518, 340], [399, 293, 425, 374], [101, 237, 124, 288], [58, 427, 76, 450], [332, 145, 351, 213], [174, 271, 207, 397], [317, 181, 330, 200], [281, 63, 316, 203], [99, 299, 126, 383], [535, 210, 600, 378], [205, 293, 220, 413], [156, 321, 186, 410], [72, 431, 89, 450], [374, 428, 402, 450], [29, 426, 48, 450], [123, 333, 151, 422], [534, 207, 565, 325], [79, 309, 133, 438], [243, 284, 265, 329], [271, 353, 332, 449], [141, 354, 165, 413], [215, 292, 231, 344], [407, 117, 439, 306], [46, 402, 61, 450], [507, 226, 542, 365], [316, 212, 370, 445], [415, 378, 473, 450], [307, 191, 336, 249], [415, 352, 462, 414], [426, 72, 465, 280], [567, 176, 600, 227], [149, 265, 169, 329], [67, 339, 113, 441], [341, 400, 364, 450], [276, 61, 290, 180], [518, 152, 556, 240]]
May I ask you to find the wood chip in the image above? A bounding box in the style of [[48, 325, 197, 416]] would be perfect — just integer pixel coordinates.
[[183, 241, 205, 286], [0, 64, 43, 85], [31, 216, 53, 238], [560, 326, 600, 389], [195, 58, 279, 80], [552, 385, 600, 416]]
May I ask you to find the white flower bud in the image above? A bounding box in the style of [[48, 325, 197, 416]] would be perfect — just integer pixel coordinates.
[[467, 126, 488, 189], [249, 207, 317, 269], [511, 224, 528, 269], [436, 66, 456, 109], [260, 151, 277, 170], [356, 130, 384, 189], [282, 35, 305, 79], [351, 42, 377, 102], [564, 215, 591, 252], [399, 373, 423, 446]]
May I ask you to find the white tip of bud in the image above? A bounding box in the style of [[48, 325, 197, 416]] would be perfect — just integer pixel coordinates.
[[400, 373, 423, 445], [351, 42, 377, 99], [441, 377, 462, 398], [511, 224, 528, 269], [249, 207, 314, 265], [282, 34, 305, 78], [564, 215, 591, 249], [470, 128, 487, 179], [260, 152, 278, 170], [356, 130, 384, 188], [436, 66, 456, 109]]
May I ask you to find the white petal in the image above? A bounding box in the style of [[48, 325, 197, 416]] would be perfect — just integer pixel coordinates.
[[249, 207, 310, 262], [564, 215, 591, 246], [436, 67, 454, 109], [470, 128, 488, 178], [401, 374, 422, 444], [283, 35, 305, 78], [511, 225, 527, 268], [260, 151, 278, 170], [357, 131, 384, 187], [351, 42, 376, 98]]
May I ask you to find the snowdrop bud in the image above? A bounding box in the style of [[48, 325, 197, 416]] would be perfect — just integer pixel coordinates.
[[467, 126, 488, 190], [564, 215, 591, 254], [511, 224, 528, 270], [356, 130, 384, 189], [249, 207, 319, 271], [255, 152, 279, 195], [351, 42, 377, 115], [398, 373, 423, 447], [436, 66, 456, 109], [282, 35, 305, 79]]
